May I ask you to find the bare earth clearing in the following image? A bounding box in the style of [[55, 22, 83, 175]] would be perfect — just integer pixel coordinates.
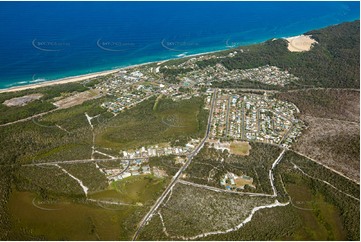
[[3, 93, 43, 107], [53, 89, 102, 109], [285, 35, 317, 52], [230, 141, 251, 156]]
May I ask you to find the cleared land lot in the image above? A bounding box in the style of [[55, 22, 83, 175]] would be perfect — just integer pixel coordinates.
[[53, 89, 102, 109], [3, 93, 43, 107], [230, 141, 251, 156]]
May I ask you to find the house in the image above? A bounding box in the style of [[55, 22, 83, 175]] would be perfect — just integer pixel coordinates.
[[122, 172, 131, 178], [142, 166, 151, 174], [131, 171, 140, 176]]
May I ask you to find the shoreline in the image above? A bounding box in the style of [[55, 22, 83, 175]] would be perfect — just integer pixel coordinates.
[[0, 49, 228, 94]]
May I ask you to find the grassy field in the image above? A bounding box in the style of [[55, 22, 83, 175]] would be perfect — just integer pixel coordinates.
[[6, 190, 145, 240], [6, 174, 168, 240], [95, 96, 208, 150], [230, 141, 251, 156], [107, 175, 168, 205]]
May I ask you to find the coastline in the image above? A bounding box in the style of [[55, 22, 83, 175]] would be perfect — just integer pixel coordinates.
[[0, 19, 358, 94], [0, 49, 227, 94]]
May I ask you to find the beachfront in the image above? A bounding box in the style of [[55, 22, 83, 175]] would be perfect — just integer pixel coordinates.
[[0, 34, 318, 94]]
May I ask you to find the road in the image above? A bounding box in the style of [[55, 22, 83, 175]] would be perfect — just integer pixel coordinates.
[[23, 157, 148, 167], [240, 101, 245, 140], [178, 179, 274, 197], [132, 89, 218, 241], [0, 108, 60, 127], [224, 95, 231, 138]]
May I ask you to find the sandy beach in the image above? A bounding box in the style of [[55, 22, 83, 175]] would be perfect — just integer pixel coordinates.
[[0, 69, 119, 94], [285, 35, 317, 52], [0, 34, 317, 94], [0, 49, 226, 94], [0, 60, 161, 94]]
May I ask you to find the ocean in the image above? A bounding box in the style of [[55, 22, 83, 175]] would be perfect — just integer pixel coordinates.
[[0, 1, 359, 89]]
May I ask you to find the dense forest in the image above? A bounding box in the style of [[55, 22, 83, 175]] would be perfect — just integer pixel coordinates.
[[0, 20, 359, 240], [161, 21, 360, 89]]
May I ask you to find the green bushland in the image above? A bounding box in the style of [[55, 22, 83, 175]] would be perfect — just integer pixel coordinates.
[[40, 96, 110, 131], [0, 100, 55, 125], [15, 165, 85, 197], [32, 144, 92, 163], [140, 183, 274, 239], [184, 142, 282, 194], [148, 155, 182, 176], [138, 210, 169, 241], [0, 120, 86, 165], [6, 174, 168, 240], [0, 82, 90, 124], [201, 150, 359, 241], [60, 163, 108, 193], [275, 89, 360, 122], [96, 160, 124, 169], [0, 166, 14, 240], [316, 132, 360, 167], [6, 190, 148, 240], [282, 151, 359, 200], [95, 96, 208, 150], [161, 21, 360, 89], [107, 175, 168, 206], [211, 79, 282, 90], [197, 21, 360, 88], [0, 97, 113, 166]]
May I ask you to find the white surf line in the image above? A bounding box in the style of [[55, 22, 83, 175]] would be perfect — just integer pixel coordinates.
[[269, 149, 286, 197], [161, 200, 289, 240], [291, 162, 359, 201], [54, 164, 89, 196]]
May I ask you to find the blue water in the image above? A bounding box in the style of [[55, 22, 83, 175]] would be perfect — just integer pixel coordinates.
[[0, 1, 359, 89]]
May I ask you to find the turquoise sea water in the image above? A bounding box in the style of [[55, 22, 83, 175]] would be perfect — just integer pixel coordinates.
[[0, 1, 359, 89]]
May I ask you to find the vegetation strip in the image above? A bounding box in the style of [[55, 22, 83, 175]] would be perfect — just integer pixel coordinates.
[[291, 162, 359, 201]]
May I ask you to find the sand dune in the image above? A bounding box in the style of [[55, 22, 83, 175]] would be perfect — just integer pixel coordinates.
[[285, 35, 317, 52]]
